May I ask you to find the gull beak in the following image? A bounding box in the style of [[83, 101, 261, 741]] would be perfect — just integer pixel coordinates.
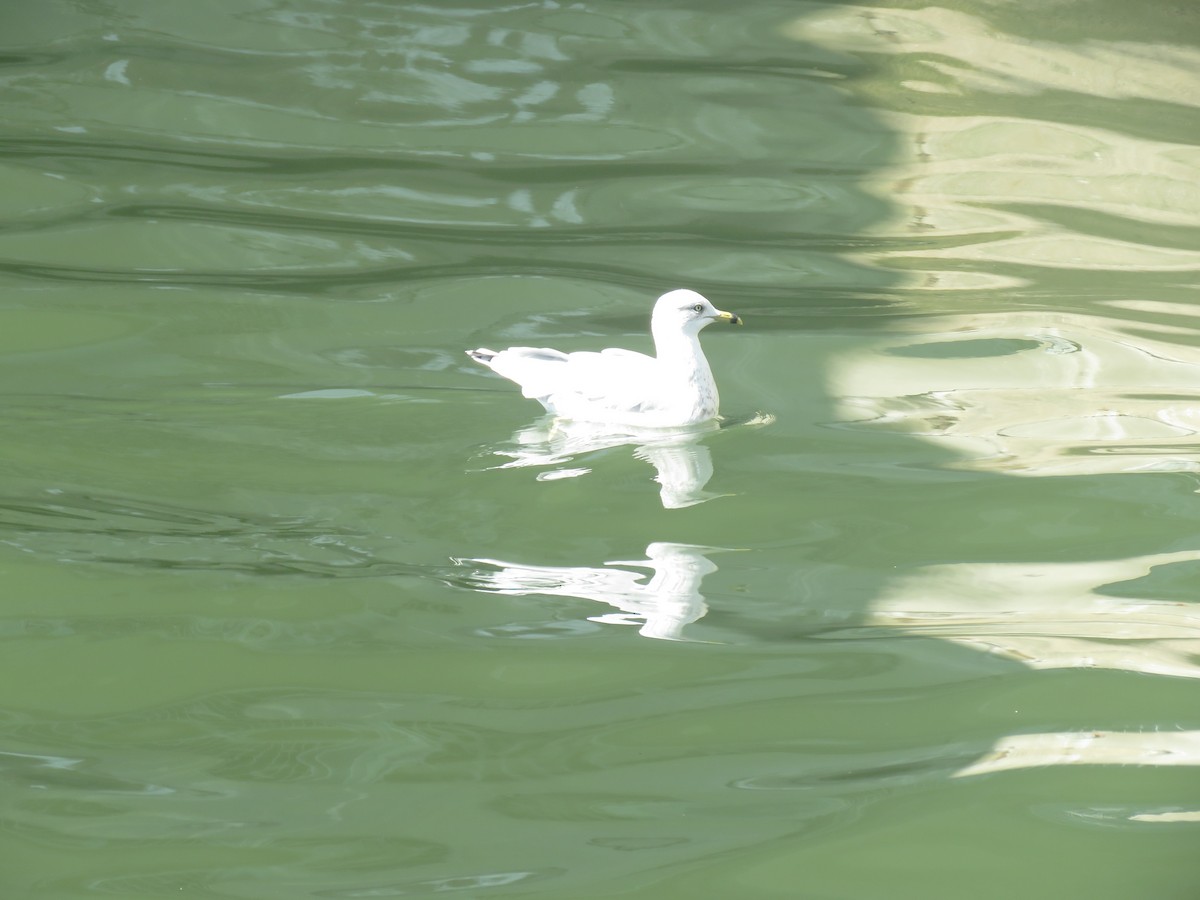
[[715, 310, 743, 326]]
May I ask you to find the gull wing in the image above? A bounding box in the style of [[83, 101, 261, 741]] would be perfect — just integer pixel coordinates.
[[484, 346, 662, 416]]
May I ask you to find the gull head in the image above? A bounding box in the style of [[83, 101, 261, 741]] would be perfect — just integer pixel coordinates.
[[652, 289, 742, 335]]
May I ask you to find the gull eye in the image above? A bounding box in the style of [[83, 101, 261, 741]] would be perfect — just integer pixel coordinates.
[[693, 304, 704, 312]]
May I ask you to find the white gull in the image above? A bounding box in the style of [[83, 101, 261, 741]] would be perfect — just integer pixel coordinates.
[[466, 289, 742, 428]]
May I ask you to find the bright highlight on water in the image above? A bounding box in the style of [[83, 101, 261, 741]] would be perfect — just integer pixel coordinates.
[[467, 289, 742, 428]]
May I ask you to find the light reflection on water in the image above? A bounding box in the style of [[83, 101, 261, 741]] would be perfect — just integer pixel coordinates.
[[784, 6, 1200, 796], [860, 548, 1200, 678], [954, 729, 1200, 778], [832, 309, 1200, 477], [824, 307, 1200, 684]]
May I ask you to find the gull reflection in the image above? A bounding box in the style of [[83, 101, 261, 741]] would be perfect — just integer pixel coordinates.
[[457, 542, 726, 641], [482, 416, 744, 508]]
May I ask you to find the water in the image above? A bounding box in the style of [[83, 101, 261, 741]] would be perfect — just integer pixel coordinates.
[[2, 1, 1198, 897]]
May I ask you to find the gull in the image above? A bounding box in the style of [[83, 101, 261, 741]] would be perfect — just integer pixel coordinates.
[[466, 289, 742, 428]]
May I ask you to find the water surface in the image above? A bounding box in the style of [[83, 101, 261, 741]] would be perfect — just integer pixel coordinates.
[[2, 1, 1198, 897]]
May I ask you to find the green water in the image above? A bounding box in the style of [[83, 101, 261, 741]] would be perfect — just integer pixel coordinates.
[[3, 1, 1199, 897]]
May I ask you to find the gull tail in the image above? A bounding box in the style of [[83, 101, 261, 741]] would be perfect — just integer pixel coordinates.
[[466, 348, 498, 364]]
